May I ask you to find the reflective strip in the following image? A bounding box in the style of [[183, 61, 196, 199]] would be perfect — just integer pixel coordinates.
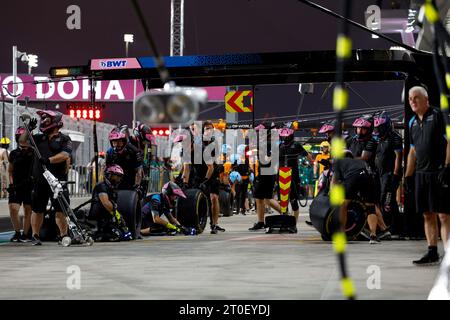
[[341, 277, 356, 298], [332, 231, 347, 254], [424, 3, 439, 24], [333, 86, 349, 111], [336, 35, 352, 59], [440, 94, 449, 111], [330, 184, 345, 206], [331, 137, 346, 159], [446, 74, 450, 90]]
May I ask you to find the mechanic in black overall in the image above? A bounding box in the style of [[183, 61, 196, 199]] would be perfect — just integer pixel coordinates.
[[180, 121, 225, 234], [29, 110, 72, 246], [278, 126, 313, 232], [347, 114, 390, 241], [89, 165, 132, 241], [373, 111, 403, 238], [7, 126, 34, 242], [249, 122, 281, 231], [332, 151, 379, 244], [106, 125, 144, 238]]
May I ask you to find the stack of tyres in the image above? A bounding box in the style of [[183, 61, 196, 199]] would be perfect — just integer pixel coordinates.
[[309, 194, 367, 241], [175, 188, 209, 233]]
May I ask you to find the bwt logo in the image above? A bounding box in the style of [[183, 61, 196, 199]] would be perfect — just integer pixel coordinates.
[[100, 60, 128, 68]]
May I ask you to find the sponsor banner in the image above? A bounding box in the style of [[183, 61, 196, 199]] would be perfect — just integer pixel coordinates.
[[226, 123, 253, 129], [0, 74, 226, 102], [90, 58, 141, 70]]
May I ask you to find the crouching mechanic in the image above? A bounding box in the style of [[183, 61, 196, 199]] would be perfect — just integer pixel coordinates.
[[89, 165, 132, 241], [28, 110, 72, 246], [140, 182, 195, 236], [332, 151, 381, 244]]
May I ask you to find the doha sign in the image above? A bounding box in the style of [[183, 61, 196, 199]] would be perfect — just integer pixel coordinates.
[[0, 74, 226, 103]]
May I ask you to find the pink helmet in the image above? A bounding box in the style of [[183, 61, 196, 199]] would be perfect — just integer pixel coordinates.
[[254, 123, 266, 131], [319, 120, 337, 134], [278, 128, 294, 137], [37, 110, 63, 133], [162, 181, 186, 207], [173, 134, 187, 143], [105, 165, 124, 176], [352, 115, 373, 129], [109, 127, 127, 141], [162, 182, 186, 198], [15, 127, 27, 143]]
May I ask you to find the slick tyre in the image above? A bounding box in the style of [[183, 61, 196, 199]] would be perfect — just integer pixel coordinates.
[[117, 190, 140, 239], [176, 188, 209, 234]]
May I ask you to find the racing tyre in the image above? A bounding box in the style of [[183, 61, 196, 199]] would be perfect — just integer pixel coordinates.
[[117, 190, 140, 239], [219, 189, 233, 217], [176, 188, 209, 234]]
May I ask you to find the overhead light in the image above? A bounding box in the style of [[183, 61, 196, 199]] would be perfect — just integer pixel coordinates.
[[124, 34, 134, 43], [390, 46, 406, 51], [27, 54, 38, 68]]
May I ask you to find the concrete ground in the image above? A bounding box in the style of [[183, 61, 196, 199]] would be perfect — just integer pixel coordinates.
[[0, 202, 442, 300]]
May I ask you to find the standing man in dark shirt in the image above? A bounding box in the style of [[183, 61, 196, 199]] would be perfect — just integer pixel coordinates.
[[182, 121, 225, 234], [374, 111, 403, 236], [405, 86, 450, 265], [106, 126, 143, 192], [7, 127, 34, 242], [29, 110, 73, 245], [196, 121, 224, 234], [234, 144, 251, 216], [278, 127, 313, 227], [249, 122, 281, 231]]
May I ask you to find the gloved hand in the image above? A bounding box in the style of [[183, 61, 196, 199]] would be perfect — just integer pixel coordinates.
[[177, 224, 197, 236], [6, 184, 15, 195], [27, 118, 38, 131], [403, 176, 414, 194], [120, 228, 132, 241], [39, 157, 51, 166], [113, 209, 127, 229], [438, 165, 450, 186]]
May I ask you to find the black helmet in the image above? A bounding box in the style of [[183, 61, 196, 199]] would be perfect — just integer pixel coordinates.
[[373, 111, 392, 138], [133, 123, 155, 144]]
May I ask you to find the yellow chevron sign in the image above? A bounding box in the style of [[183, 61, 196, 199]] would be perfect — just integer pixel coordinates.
[[225, 90, 253, 113]]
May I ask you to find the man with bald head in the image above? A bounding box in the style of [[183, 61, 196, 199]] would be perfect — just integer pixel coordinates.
[[405, 86, 450, 265]]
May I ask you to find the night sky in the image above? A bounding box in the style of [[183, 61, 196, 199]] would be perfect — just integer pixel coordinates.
[[1, 0, 410, 125]]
